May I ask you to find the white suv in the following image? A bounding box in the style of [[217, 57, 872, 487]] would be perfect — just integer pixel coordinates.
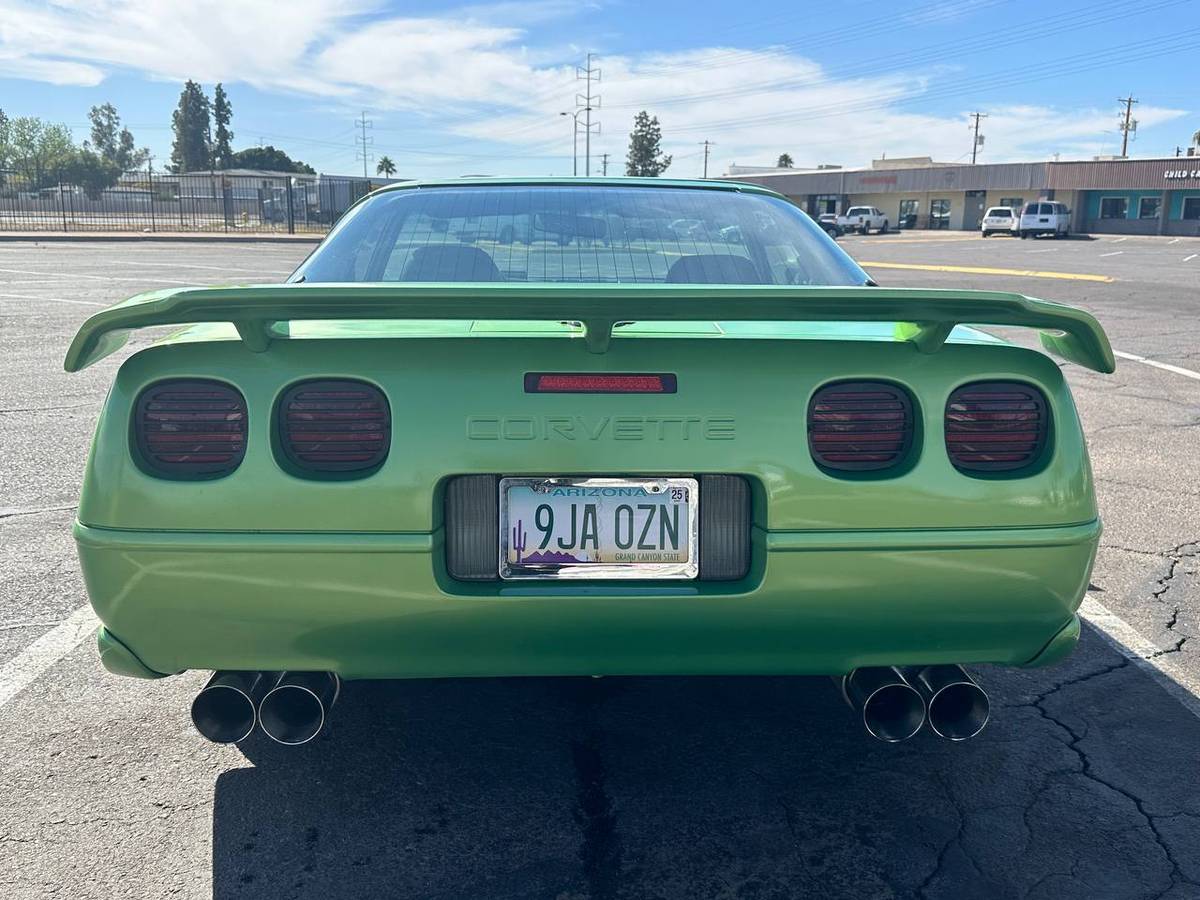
[[1019, 201, 1070, 239], [981, 206, 1020, 237], [838, 206, 889, 235]]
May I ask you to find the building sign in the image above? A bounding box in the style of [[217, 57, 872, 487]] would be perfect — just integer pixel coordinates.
[[1165, 170, 1200, 180]]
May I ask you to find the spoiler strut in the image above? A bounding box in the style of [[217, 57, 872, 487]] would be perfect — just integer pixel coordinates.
[[64, 283, 1114, 374]]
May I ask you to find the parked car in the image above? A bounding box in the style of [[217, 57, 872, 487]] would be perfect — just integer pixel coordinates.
[[838, 206, 889, 234], [981, 206, 1021, 237], [1019, 201, 1071, 239], [816, 213, 843, 239], [66, 177, 1112, 747]]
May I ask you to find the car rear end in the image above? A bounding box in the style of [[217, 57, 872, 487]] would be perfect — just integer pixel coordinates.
[[69, 180, 1111, 746], [982, 206, 1018, 236], [76, 320, 1099, 682]]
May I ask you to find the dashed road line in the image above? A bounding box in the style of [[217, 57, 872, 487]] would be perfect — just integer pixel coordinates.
[[1098, 251, 1123, 257], [1185, 254, 1198, 263], [1114, 350, 1200, 382], [0, 605, 98, 710], [857, 261, 1115, 283], [1081, 597, 1200, 721], [1111, 237, 1128, 243]]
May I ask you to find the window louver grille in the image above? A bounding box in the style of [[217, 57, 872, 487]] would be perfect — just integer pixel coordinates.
[[945, 381, 1048, 473], [278, 380, 390, 474], [134, 379, 247, 479], [808, 381, 914, 472]]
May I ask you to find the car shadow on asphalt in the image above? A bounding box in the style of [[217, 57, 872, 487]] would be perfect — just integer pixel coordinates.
[[212, 626, 1200, 900]]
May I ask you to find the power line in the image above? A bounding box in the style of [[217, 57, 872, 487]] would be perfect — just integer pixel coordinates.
[[600, 152, 610, 176], [1118, 94, 1139, 157], [968, 111, 988, 164], [355, 111, 373, 177], [576, 53, 601, 176]]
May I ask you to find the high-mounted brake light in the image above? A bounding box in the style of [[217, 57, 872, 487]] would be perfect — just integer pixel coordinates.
[[524, 373, 677, 394], [808, 381, 914, 472], [945, 381, 1048, 473], [278, 379, 390, 474], [134, 379, 247, 479]]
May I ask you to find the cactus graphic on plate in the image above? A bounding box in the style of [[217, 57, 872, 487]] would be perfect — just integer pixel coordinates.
[[512, 520, 528, 562]]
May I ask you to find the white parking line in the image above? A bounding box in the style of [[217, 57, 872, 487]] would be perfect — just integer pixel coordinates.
[[1114, 350, 1200, 382], [1081, 597, 1200, 721], [1169, 238, 1181, 244], [1099, 251, 1123, 257], [0, 292, 107, 307], [1185, 254, 1198, 263], [1111, 237, 1128, 243], [1027, 248, 1058, 253], [0, 605, 99, 709]]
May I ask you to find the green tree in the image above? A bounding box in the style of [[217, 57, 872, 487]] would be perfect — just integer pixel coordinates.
[[625, 111, 672, 177], [0, 107, 9, 173], [376, 155, 396, 177], [87, 102, 148, 170], [776, 153, 794, 168], [225, 145, 315, 174], [212, 84, 234, 169], [5, 117, 75, 188], [170, 80, 212, 172], [63, 147, 123, 199]]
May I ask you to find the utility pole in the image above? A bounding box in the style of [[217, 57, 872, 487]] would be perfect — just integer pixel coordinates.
[[968, 112, 987, 164], [699, 140, 715, 178], [1117, 95, 1139, 158], [356, 111, 374, 177], [600, 153, 610, 176], [575, 53, 601, 176]]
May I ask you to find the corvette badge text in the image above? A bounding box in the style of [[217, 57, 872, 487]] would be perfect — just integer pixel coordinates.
[[467, 415, 736, 441]]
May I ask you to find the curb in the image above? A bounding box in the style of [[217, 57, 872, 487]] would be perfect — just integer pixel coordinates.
[[0, 232, 324, 244]]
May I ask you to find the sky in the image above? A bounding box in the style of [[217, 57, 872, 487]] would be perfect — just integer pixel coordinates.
[[0, 0, 1196, 179]]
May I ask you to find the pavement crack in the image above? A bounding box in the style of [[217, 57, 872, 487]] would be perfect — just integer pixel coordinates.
[[0, 504, 78, 520], [565, 681, 622, 900], [1029, 666, 1198, 893]]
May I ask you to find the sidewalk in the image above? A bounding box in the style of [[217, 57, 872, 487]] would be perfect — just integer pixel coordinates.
[[0, 230, 324, 243]]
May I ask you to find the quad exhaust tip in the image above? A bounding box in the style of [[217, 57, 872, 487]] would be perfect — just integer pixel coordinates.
[[840, 666, 926, 743], [190, 671, 275, 744], [258, 672, 341, 746], [910, 664, 990, 741]]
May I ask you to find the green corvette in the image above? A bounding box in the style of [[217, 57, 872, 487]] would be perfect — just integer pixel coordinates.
[[68, 178, 1112, 745]]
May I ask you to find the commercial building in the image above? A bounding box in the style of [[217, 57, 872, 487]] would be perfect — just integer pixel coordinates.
[[722, 155, 1200, 235]]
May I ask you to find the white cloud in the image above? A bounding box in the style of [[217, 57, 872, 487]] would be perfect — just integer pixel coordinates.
[[0, 0, 1188, 174]]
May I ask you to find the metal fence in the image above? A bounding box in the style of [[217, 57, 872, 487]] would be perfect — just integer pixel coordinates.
[[0, 169, 381, 234]]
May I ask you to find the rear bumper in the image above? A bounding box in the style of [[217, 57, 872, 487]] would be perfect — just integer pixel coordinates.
[[75, 519, 1100, 679]]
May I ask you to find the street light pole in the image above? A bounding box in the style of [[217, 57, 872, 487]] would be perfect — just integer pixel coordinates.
[[560, 111, 583, 176]]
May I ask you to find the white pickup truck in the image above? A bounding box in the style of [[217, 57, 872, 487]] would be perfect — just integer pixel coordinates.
[[837, 206, 889, 235]]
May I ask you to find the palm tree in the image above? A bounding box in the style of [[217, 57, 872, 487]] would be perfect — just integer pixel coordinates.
[[376, 156, 397, 177]]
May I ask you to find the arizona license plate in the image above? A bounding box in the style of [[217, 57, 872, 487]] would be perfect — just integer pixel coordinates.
[[499, 477, 699, 580]]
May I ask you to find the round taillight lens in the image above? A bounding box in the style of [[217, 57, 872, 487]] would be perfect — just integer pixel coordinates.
[[945, 381, 1048, 473], [134, 379, 247, 479], [808, 381, 914, 472], [278, 379, 390, 475]]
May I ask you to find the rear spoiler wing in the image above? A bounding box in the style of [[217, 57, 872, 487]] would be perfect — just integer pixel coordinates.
[[64, 282, 1114, 374]]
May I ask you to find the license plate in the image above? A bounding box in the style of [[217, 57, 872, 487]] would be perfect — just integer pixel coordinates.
[[499, 477, 698, 580]]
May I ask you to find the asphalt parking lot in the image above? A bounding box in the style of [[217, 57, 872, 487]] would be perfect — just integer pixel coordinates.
[[2, 233, 1199, 899]]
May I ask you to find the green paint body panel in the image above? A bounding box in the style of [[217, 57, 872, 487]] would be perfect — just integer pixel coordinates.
[[65, 182, 1109, 679], [71, 319, 1103, 679]]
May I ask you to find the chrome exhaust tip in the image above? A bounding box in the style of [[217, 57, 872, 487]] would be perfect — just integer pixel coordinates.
[[910, 665, 990, 741], [840, 667, 926, 743], [191, 671, 274, 744], [258, 672, 341, 746]]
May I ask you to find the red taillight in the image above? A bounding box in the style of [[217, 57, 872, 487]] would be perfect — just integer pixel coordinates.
[[134, 380, 247, 479], [808, 381, 913, 472], [524, 373, 676, 393], [945, 381, 1048, 473], [278, 380, 390, 474]]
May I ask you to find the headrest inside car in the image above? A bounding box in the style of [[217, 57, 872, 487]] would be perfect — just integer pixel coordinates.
[[665, 254, 764, 284], [399, 245, 503, 282]]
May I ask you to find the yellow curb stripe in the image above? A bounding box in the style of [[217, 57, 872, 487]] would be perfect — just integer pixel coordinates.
[[858, 261, 1115, 283]]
